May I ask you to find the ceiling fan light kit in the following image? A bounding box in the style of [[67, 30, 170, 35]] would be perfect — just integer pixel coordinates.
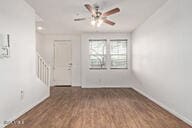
[[91, 16, 103, 27], [74, 4, 120, 27]]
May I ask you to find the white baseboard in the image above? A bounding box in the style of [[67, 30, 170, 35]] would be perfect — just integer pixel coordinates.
[[1, 95, 49, 128], [81, 85, 132, 88], [72, 85, 81, 87], [132, 87, 192, 126]]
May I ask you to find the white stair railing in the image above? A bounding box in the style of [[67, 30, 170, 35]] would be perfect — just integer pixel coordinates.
[[36, 52, 51, 86]]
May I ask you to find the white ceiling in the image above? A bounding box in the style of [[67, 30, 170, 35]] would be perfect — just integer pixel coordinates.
[[25, 0, 167, 34]]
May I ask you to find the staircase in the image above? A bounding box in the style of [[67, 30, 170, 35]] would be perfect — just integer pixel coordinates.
[[36, 52, 51, 86]]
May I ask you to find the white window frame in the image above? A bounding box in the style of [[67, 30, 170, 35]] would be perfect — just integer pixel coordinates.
[[109, 39, 128, 69], [88, 39, 128, 70], [89, 39, 107, 70]]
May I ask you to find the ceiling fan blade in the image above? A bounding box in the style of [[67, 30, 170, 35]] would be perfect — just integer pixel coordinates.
[[74, 18, 86, 21], [84, 4, 96, 16], [103, 19, 116, 26], [102, 8, 120, 17]]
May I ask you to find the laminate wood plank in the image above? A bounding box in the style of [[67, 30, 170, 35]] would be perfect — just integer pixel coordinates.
[[6, 87, 191, 128]]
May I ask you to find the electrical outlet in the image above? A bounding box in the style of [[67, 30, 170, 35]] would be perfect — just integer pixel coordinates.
[[20, 90, 24, 100]]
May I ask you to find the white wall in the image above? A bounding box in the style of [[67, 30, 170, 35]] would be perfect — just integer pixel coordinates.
[[39, 34, 81, 86], [132, 0, 192, 125], [36, 32, 45, 55], [0, 0, 49, 127], [81, 33, 134, 88]]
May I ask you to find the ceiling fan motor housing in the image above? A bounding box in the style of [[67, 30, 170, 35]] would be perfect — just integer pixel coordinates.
[[94, 6, 102, 18]]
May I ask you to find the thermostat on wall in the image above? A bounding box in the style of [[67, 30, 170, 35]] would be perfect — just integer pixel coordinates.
[[0, 34, 10, 58]]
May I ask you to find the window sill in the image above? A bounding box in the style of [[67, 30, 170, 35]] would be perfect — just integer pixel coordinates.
[[89, 68, 107, 70], [110, 68, 128, 70]]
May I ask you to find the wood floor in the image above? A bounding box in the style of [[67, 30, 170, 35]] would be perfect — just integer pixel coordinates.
[[7, 87, 191, 128]]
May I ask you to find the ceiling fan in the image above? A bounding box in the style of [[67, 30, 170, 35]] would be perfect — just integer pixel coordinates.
[[74, 4, 120, 27]]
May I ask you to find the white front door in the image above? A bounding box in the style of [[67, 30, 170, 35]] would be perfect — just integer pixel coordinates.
[[53, 40, 72, 86]]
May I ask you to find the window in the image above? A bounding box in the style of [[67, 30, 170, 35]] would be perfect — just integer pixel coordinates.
[[89, 39, 128, 70], [110, 40, 128, 69], [89, 40, 107, 69]]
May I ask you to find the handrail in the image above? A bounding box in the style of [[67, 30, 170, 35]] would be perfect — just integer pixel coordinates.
[[36, 52, 51, 86]]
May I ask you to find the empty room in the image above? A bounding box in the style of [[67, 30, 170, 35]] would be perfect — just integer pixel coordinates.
[[0, 0, 192, 127]]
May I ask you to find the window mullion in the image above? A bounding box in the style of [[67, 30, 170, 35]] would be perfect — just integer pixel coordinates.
[[106, 39, 110, 69]]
